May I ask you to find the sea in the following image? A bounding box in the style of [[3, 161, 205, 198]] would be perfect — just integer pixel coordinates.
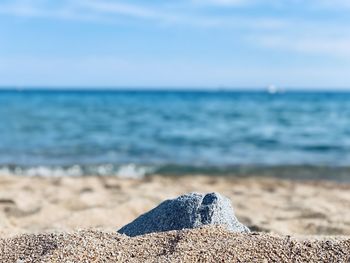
[[1, 89, 350, 180]]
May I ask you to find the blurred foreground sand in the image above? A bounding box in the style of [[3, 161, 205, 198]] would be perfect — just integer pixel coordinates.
[[1, 174, 350, 237]]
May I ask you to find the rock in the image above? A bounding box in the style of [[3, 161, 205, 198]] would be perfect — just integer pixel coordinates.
[[118, 192, 250, 237]]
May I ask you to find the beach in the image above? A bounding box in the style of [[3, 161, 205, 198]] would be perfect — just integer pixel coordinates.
[[3, 0, 350, 259], [2, 227, 350, 262], [1, 174, 350, 261]]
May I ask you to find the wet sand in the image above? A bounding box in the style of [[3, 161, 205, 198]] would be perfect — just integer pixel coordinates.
[[1, 174, 350, 261]]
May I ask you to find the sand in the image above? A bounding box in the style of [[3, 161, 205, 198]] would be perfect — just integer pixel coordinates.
[[1, 174, 350, 237], [1, 227, 350, 262], [1, 174, 350, 261]]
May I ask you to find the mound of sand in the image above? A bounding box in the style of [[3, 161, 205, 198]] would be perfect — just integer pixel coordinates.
[[1, 227, 349, 262]]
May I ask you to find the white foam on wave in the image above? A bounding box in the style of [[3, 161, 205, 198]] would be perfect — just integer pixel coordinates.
[[116, 164, 151, 179], [0, 164, 154, 178], [0, 165, 83, 177]]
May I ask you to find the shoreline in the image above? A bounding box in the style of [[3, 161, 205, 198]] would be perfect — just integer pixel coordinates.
[[2, 165, 350, 182]]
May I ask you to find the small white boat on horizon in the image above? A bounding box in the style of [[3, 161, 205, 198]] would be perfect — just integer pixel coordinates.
[[267, 85, 284, 94]]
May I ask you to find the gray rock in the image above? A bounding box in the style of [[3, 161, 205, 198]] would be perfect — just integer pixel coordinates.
[[118, 192, 250, 237]]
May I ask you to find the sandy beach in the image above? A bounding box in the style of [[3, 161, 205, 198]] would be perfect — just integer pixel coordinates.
[[1, 174, 350, 261], [1, 227, 350, 262], [1, 174, 350, 236]]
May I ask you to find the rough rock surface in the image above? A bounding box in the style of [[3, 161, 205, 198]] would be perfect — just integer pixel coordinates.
[[118, 192, 250, 237]]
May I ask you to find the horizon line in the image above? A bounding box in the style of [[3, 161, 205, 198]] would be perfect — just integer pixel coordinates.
[[1, 86, 350, 92], [0, 86, 350, 94]]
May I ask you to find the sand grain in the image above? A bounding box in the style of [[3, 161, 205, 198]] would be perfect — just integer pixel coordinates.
[[1, 227, 350, 262]]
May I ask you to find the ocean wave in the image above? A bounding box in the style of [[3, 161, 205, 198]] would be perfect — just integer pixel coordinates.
[[2, 164, 350, 182], [0, 164, 154, 179], [2, 90, 350, 168]]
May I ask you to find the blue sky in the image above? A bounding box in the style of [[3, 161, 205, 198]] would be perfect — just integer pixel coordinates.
[[1, 0, 350, 89]]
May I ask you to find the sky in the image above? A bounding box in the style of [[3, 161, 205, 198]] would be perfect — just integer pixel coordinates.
[[0, 0, 350, 89]]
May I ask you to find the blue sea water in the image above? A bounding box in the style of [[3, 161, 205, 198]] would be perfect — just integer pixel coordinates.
[[1, 89, 350, 178]]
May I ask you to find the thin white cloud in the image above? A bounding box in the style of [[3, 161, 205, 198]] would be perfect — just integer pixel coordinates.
[[0, 0, 109, 22], [317, 0, 350, 8], [0, 0, 288, 30], [0, 1, 43, 17], [193, 0, 350, 9], [2, 0, 350, 59], [78, 0, 290, 30], [81, 1, 158, 19], [79, 0, 183, 24]]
